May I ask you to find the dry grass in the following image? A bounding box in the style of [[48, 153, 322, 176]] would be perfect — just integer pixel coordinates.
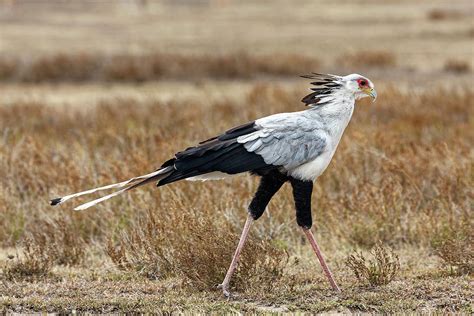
[[0, 0, 473, 312], [0, 86, 470, 248], [444, 59, 471, 73], [0, 84, 472, 312], [337, 50, 396, 69], [1, 218, 86, 281], [345, 243, 400, 286], [1, 0, 472, 74], [1, 268, 471, 313], [427, 9, 464, 21], [106, 208, 288, 291], [2, 236, 53, 281], [0, 57, 17, 80], [431, 220, 473, 275], [0, 52, 320, 83]]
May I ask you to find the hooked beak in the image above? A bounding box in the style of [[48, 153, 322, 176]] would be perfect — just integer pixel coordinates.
[[364, 88, 377, 102]]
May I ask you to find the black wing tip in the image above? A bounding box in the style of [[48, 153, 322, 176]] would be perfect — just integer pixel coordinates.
[[50, 197, 62, 206]]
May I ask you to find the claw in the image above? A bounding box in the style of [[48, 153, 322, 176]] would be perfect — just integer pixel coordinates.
[[217, 283, 231, 298]]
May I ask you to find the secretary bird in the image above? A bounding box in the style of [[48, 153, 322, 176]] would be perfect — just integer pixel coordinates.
[[50, 73, 377, 296]]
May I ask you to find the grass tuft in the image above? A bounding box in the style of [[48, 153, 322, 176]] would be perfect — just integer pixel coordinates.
[[1, 217, 86, 281], [40, 218, 86, 266], [2, 236, 53, 281], [106, 208, 289, 292], [345, 243, 400, 286], [431, 220, 473, 275]]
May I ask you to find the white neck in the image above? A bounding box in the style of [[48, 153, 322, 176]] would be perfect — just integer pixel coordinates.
[[307, 89, 355, 119], [290, 91, 356, 181]]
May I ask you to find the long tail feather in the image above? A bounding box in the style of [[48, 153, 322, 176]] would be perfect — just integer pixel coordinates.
[[73, 186, 130, 211], [50, 166, 173, 209], [73, 168, 171, 211]]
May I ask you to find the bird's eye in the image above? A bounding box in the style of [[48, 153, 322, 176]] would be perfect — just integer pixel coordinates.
[[359, 80, 367, 86]]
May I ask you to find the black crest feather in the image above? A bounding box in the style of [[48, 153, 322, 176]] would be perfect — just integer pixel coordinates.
[[300, 73, 342, 106]]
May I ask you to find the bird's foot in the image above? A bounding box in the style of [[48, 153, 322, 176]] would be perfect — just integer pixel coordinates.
[[216, 283, 232, 298]]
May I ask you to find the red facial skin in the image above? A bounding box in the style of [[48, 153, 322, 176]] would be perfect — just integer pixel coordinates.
[[357, 78, 368, 89]]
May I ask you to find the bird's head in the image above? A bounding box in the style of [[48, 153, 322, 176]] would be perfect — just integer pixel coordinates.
[[301, 73, 377, 106], [341, 73, 377, 102]]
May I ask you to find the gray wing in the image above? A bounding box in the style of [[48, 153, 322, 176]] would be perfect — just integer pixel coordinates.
[[237, 114, 327, 170]]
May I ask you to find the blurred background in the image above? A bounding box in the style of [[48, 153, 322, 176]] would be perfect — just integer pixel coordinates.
[[0, 0, 473, 102], [0, 0, 472, 313]]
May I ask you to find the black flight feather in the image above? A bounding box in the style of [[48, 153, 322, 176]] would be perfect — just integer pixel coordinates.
[[157, 121, 275, 186]]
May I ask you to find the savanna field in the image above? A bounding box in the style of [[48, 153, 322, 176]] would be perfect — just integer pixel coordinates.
[[0, 0, 473, 313]]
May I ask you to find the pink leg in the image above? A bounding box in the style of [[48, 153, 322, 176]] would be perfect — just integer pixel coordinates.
[[218, 215, 253, 297], [303, 228, 341, 292]]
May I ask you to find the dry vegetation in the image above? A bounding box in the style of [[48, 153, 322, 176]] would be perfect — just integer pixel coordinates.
[[3, 236, 53, 281], [431, 220, 473, 275], [0, 0, 473, 313], [0, 83, 472, 313], [0, 52, 320, 83], [444, 59, 471, 73], [427, 8, 464, 21], [337, 50, 396, 69], [345, 243, 400, 287], [106, 209, 289, 291]]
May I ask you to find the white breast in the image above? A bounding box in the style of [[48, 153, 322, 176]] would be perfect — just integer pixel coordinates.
[[289, 148, 335, 181], [290, 98, 355, 181]]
